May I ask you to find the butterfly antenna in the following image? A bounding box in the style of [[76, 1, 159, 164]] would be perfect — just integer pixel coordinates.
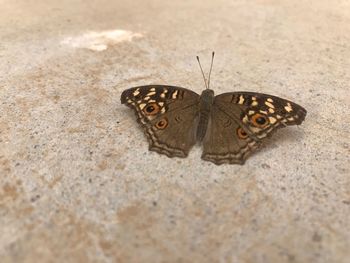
[[196, 56, 208, 89], [207, 51, 215, 89]]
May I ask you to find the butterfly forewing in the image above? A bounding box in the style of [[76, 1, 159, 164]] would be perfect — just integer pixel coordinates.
[[214, 92, 307, 139], [121, 85, 200, 157]]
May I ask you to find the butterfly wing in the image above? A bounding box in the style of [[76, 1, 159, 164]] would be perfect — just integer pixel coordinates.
[[121, 85, 200, 157], [202, 92, 307, 165], [202, 105, 260, 165]]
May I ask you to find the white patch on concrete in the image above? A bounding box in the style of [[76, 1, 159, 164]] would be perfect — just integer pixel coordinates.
[[61, 30, 142, 51]]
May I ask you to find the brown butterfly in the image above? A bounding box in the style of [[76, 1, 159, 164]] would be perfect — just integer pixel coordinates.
[[121, 53, 306, 165]]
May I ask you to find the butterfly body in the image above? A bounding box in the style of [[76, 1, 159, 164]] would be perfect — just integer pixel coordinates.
[[121, 85, 306, 165], [197, 89, 214, 141]]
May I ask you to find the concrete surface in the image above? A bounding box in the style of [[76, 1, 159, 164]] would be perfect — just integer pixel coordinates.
[[1, 0, 349, 262]]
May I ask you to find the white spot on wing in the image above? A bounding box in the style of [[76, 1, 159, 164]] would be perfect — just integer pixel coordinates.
[[250, 126, 261, 133], [172, 90, 178, 99], [269, 117, 277, 124], [284, 103, 293, 112], [265, 101, 275, 109], [242, 116, 249, 123]]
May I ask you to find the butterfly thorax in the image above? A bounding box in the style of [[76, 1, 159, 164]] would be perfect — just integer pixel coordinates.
[[196, 89, 215, 141]]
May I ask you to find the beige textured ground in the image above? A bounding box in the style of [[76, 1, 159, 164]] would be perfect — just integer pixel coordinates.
[[1, 0, 349, 262]]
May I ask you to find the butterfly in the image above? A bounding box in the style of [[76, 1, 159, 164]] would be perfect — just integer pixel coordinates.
[[121, 53, 306, 165]]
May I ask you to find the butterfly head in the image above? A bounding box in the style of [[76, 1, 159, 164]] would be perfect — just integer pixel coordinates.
[[200, 88, 215, 102]]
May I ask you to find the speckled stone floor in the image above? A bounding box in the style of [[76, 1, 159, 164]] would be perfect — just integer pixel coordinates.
[[1, 0, 349, 262]]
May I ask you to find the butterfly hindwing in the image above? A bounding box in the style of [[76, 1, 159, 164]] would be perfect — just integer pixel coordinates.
[[202, 105, 260, 165], [121, 85, 200, 157]]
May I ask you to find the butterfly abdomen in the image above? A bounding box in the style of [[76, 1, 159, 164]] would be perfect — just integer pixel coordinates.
[[196, 89, 215, 141]]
